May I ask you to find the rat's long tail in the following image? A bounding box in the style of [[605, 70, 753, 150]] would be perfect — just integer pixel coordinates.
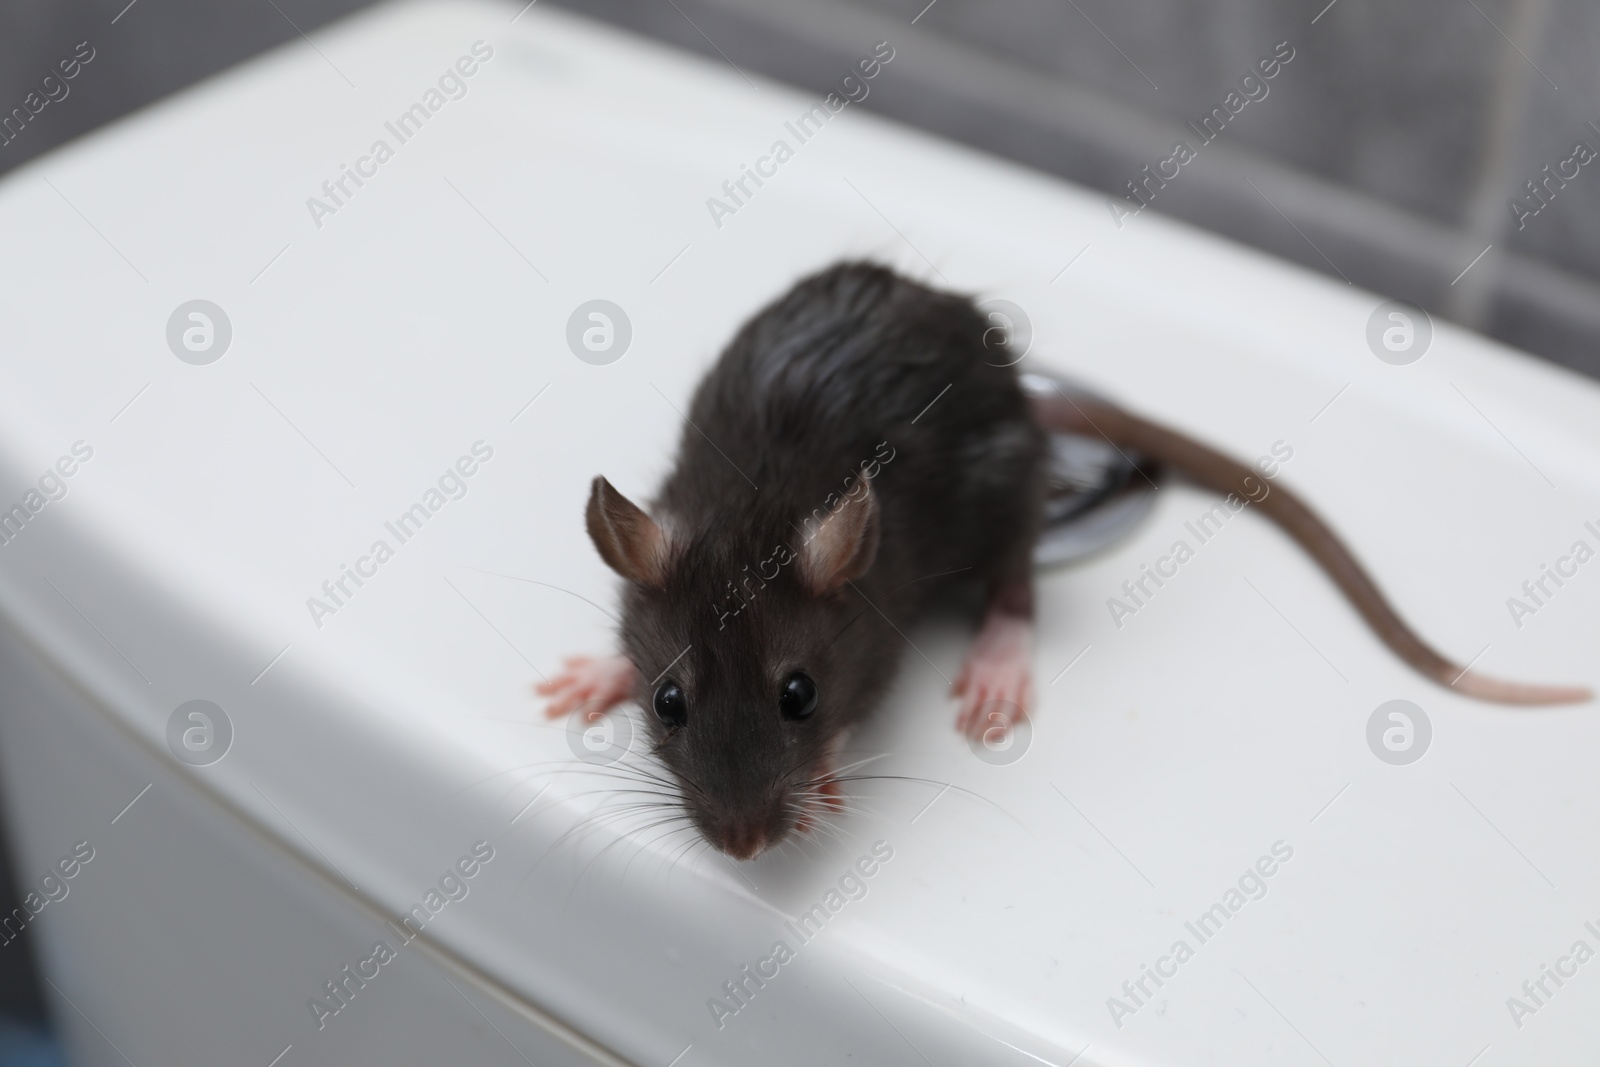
[[1030, 392, 1591, 706]]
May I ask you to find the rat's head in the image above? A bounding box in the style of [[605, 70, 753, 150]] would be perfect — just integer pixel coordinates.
[[584, 475, 881, 860]]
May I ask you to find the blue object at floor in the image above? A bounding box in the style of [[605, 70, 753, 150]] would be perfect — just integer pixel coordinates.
[[0, 1021, 64, 1067]]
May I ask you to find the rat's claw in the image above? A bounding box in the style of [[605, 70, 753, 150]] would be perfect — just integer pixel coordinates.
[[952, 612, 1034, 741], [535, 659, 588, 694], [536, 655, 637, 720], [958, 676, 1031, 742]]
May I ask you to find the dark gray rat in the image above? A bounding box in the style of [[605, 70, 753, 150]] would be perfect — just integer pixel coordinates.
[[539, 262, 1589, 859]]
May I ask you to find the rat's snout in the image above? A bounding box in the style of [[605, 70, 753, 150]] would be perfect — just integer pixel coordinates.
[[714, 819, 769, 861], [704, 795, 795, 860]]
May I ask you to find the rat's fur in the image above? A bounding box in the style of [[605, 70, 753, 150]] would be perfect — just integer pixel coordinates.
[[608, 262, 1045, 853], [570, 261, 1592, 859]]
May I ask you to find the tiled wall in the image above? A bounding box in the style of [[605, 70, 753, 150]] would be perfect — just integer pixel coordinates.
[[551, 0, 1600, 379], [3, 0, 1595, 375]]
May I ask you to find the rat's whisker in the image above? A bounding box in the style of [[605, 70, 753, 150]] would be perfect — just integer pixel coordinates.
[[826, 751, 893, 778], [829, 774, 1026, 828]]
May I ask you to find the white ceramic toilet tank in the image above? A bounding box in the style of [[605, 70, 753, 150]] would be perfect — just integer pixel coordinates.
[[1, 2, 1598, 1064]]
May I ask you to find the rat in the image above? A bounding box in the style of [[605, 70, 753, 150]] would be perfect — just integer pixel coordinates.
[[538, 261, 1590, 859]]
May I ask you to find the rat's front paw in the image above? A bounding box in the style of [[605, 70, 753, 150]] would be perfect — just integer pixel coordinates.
[[535, 655, 637, 720], [952, 615, 1034, 742]]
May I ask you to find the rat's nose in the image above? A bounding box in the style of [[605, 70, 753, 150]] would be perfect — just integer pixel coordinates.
[[717, 821, 768, 861]]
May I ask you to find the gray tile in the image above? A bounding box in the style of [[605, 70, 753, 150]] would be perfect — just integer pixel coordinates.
[[552, 0, 1599, 380], [0, 0, 377, 176], [5, 0, 1598, 384], [1499, 0, 1600, 281], [1491, 270, 1600, 381], [849, 0, 1506, 226]]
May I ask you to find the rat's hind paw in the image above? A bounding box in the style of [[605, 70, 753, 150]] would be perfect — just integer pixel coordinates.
[[535, 655, 637, 720], [952, 614, 1034, 742]]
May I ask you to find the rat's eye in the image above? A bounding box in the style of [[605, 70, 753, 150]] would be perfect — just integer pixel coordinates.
[[778, 672, 817, 721], [653, 681, 687, 726]]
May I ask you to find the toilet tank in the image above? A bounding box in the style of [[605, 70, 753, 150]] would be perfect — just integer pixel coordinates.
[[1, 2, 1598, 1064]]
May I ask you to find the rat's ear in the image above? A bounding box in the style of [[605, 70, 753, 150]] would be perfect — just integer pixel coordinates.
[[586, 476, 673, 589], [797, 482, 880, 595]]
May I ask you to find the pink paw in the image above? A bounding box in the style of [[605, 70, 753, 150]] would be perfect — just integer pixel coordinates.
[[535, 655, 637, 720], [952, 615, 1034, 742]]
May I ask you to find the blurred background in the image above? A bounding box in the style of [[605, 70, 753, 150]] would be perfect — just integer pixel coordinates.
[[1, 0, 1596, 1058]]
